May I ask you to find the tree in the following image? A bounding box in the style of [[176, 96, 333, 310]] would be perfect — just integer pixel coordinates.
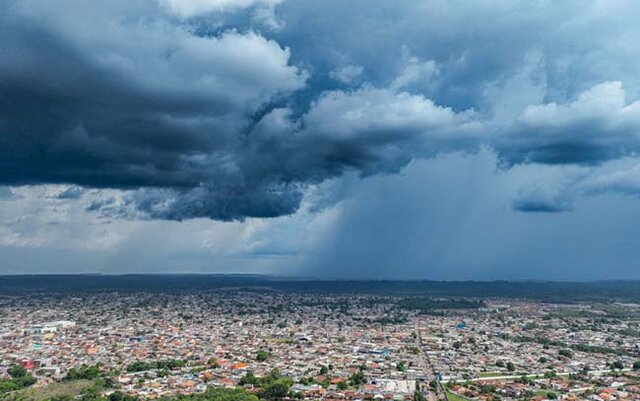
[[414, 381, 427, 401], [7, 365, 27, 378], [559, 349, 573, 358], [633, 361, 640, 371], [319, 365, 329, 375], [239, 372, 259, 386], [65, 364, 102, 381], [2, 364, 36, 393], [506, 362, 515, 372], [15, 374, 36, 387], [256, 350, 270, 362], [108, 392, 138, 401], [50, 395, 74, 401], [260, 378, 293, 400], [205, 387, 260, 401], [349, 371, 365, 386], [337, 381, 348, 390], [126, 361, 153, 372], [611, 361, 624, 370]]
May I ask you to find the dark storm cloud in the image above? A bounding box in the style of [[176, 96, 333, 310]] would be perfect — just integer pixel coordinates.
[[0, 0, 482, 220], [3, 0, 640, 220], [511, 197, 573, 213], [0, 0, 310, 220], [1, 0, 483, 220]]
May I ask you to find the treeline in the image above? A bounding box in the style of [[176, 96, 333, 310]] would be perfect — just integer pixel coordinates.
[[513, 335, 627, 356], [397, 298, 486, 314], [357, 315, 409, 325], [6, 275, 640, 303], [126, 360, 187, 373]]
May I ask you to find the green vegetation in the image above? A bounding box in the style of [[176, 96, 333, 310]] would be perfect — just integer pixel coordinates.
[[558, 349, 573, 358], [513, 335, 628, 356], [126, 360, 186, 373], [348, 370, 365, 386], [477, 372, 502, 378], [1, 364, 37, 395], [64, 364, 103, 381], [256, 350, 270, 362], [397, 298, 485, 315], [238, 370, 293, 400], [414, 381, 427, 401], [163, 388, 258, 401], [107, 392, 139, 401], [2, 379, 93, 401], [367, 315, 409, 325], [446, 391, 468, 401], [535, 390, 558, 399]]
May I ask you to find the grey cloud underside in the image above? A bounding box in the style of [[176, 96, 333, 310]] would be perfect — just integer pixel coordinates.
[[0, 5, 477, 220], [3, 1, 640, 220]]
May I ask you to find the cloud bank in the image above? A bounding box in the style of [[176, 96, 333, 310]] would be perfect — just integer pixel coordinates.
[[2, 0, 640, 224]]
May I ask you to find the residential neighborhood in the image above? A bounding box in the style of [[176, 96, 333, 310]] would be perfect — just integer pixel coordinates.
[[2, 291, 640, 401]]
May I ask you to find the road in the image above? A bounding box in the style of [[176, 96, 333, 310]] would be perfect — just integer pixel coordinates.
[[415, 322, 448, 401], [440, 368, 632, 384]]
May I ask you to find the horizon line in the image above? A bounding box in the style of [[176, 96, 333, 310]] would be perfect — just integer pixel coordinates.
[[0, 273, 636, 283]]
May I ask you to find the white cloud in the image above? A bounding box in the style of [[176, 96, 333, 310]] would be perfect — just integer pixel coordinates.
[[0, 183, 325, 273], [500, 81, 640, 165], [329, 65, 364, 84], [390, 57, 438, 91], [304, 86, 480, 142], [9, 0, 305, 111], [582, 162, 640, 197]]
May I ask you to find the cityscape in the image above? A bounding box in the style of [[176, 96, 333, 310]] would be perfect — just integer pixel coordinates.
[[3, 1, 640, 401], [2, 281, 640, 401]]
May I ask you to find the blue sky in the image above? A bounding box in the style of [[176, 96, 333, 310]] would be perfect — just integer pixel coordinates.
[[1, 0, 640, 279]]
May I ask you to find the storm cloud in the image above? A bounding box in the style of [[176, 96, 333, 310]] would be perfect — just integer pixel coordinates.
[[2, 0, 640, 222]]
